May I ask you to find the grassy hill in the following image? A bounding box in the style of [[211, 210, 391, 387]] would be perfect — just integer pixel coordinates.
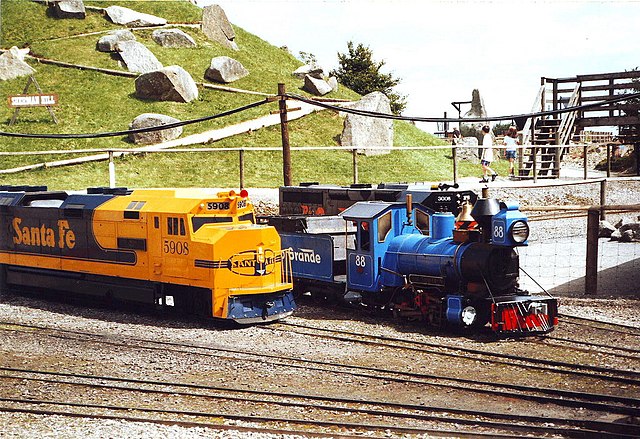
[[0, 0, 487, 189]]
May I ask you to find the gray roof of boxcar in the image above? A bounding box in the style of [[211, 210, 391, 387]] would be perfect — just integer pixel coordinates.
[[339, 201, 396, 220]]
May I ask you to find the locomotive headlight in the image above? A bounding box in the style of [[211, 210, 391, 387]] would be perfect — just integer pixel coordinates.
[[461, 306, 477, 326], [528, 302, 547, 315], [510, 220, 530, 243]]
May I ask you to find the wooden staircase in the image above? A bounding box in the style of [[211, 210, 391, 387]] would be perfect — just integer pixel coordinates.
[[517, 84, 580, 180], [518, 118, 562, 178]]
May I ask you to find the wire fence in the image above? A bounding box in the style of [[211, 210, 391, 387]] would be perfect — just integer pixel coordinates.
[[519, 215, 640, 297], [516, 189, 640, 297]]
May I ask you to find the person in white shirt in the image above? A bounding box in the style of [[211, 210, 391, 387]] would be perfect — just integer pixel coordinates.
[[503, 125, 519, 178], [480, 125, 497, 183]]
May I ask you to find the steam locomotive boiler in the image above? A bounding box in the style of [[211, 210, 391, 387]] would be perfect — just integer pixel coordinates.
[[267, 186, 557, 335]]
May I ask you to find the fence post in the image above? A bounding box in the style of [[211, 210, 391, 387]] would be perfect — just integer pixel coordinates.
[[532, 146, 538, 183], [352, 148, 358, 184], [599, 180, 607, 221], [452, 146, 458, 185], [278, 83, 292, 186], [239, 149, 245, 190], [108, 151, 115, 188], [606, 143, 611, 178], [585, 207, 599, 295], [583, 144, 588, 180]]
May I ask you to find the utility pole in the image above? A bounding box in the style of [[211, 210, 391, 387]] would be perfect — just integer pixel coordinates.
[[278, 83, 292, 186]]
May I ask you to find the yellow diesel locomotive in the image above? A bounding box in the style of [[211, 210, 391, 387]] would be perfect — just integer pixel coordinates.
[[0, 186, 295, 323]]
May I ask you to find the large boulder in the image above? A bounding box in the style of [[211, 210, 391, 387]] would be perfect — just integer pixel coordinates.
[[97, 29, 136, 52], [455, 137, 480, 163], [105, 6, 167, 27], [461, 88, 488, 133], [129, 113, 183, 145], [115, 41, 162, 73], [135, 66, 198, 103], [293, 64, 323, 79], [599, 220, 617, 238], [201, 5, 238, 51], [152, 29, 196, 48], [0, 46, 35, 81], [204, 56, 248, 83], [608, 219, 640, 242], [302, 75, 332, 96], [340, 92, 393, 156], [327, 76, 338, 92], [50, 0, 86, 19]]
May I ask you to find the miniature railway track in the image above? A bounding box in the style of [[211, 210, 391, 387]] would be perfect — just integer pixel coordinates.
[[0, 367, 637, 439], [559, 313, 640, 336], [273, 321, 640, 385], [1, 320, 639, 418], [530, 334, 640, 359], [0, 405, 350, 439]]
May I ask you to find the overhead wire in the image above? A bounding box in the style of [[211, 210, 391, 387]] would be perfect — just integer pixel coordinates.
[[0, 98, 269, 139], [286, 91, 640, 123], [0, 90, 638, 140]]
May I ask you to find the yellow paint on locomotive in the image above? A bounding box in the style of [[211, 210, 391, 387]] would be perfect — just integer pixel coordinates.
[[2, 189, 292, 319]]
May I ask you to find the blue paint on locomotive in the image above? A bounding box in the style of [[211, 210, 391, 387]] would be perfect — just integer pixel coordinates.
[[341, 202, 429, 293], [227, 291, 296, 323], [280, 233, 334, 281], [341, 200, 531, 295], [490, 201, 529, 246], [380, 232, 469, 288], [446, 295, 465, 324]]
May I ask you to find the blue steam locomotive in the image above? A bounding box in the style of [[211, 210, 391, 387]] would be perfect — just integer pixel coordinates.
[[267, 184, 557, 335]]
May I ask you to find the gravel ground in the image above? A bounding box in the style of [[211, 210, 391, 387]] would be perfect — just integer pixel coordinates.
[[0, 178, 638, 438]]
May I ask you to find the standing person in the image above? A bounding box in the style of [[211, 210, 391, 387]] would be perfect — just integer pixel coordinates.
[[452, 126, 462, 145], [479, 125, 497, 183], [503, 125, 519, 178]]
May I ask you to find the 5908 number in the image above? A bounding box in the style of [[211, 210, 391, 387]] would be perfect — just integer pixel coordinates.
[[163, 240, 189, 255]]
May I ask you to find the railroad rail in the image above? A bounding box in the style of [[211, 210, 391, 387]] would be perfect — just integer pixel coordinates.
[[0, 367, 637, 438], [559, 313, 640, 334], [0, 320, 638, 417]]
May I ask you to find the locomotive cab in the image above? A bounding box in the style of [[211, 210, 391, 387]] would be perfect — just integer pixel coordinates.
[[340, 196, 557, 335], [340, 202, 430, 295]]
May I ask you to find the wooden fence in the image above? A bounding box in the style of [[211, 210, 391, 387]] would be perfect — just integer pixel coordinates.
[[0, 141, 633, 188]]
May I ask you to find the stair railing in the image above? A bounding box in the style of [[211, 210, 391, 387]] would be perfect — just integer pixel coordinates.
[[522, 85, 545, 145], [557, 83, 581, 146]]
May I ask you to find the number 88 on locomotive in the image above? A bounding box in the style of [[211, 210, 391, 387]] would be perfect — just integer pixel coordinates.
[[278, 188, 558, 335]]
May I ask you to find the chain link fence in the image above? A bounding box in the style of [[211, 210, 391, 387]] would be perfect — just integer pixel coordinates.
[[501, 178, 640, 297]]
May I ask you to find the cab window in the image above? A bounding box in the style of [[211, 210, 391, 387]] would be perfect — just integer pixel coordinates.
[[360, 221, 370, 251], [377, 212, 392, 242], [416, 210, 430, 235], [192, 216, 232, 232], [167, 217, 186, 236]]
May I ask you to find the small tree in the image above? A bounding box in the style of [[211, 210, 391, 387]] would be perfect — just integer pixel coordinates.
[[331, 41, 407, 115], [298, 51, 318, 67], [492, 123, 511, 137]]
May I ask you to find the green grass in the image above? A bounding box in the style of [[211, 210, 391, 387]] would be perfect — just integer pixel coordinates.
[[0, 0, 486, 190]]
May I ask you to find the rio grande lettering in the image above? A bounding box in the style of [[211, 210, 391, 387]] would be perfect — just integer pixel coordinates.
[[289, 248, 321, 264], [12, 218, 76, 249]]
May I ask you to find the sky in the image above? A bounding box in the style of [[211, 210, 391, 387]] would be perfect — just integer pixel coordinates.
[[198, 0, 639, 133]]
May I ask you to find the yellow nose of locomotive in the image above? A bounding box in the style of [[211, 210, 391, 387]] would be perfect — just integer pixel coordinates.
[[189, 190, 294, 322]]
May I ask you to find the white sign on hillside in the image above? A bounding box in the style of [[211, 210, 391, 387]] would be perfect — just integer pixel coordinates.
[[8, 93, 58, 108], [8, 75, 59, 125]]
